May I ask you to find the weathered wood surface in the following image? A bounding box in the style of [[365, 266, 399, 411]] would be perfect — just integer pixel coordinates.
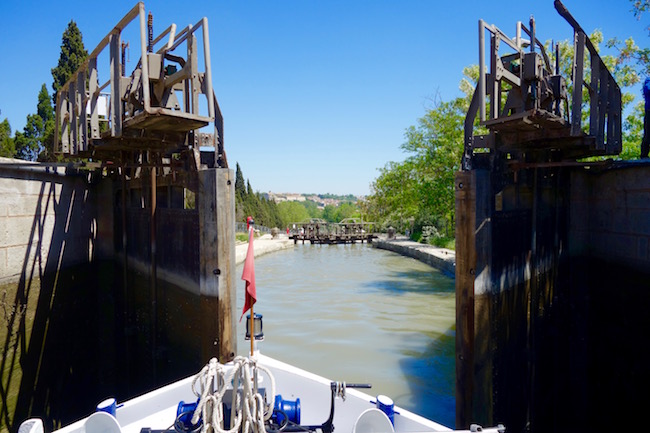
[[454, 170, 476, 430], [198, 168, 236, 364]]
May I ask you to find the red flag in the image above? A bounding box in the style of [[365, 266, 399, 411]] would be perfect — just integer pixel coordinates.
[[240, 228, 256, 321]]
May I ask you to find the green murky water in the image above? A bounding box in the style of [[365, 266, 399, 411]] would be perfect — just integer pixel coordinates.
[[235, 243, 456, 427]]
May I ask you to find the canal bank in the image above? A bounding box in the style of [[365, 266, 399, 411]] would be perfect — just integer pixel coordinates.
[[235, 234, 295, 265], [373, 236, 455, 278]]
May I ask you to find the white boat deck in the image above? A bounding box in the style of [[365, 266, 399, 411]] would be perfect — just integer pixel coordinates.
[[43, 354, 500, 433]]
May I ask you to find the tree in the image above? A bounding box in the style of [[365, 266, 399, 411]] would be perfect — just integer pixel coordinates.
[[0, 118, 15, 158], [51, 21, 88, 106], [233, 162, 284, 228], [553, 30, 644, 158], [365, 27, 646, 240], [14, 117, 42, 161], [630, 0, 650, 34], [235, 163, 246, 198], [321, 205, 338, 222], [277, 201, 310, 227], [302, 200, 322, 219], [622, 101, 645, 159], [36, 84, 55, 161], [365, 92, 467, 238], [334, 202, 360, 222], [14, 85, 55, 161]]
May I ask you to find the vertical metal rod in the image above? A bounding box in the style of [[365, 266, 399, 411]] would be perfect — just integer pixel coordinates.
[[478, 20, 485, 122], [109, 33, 123, 137], [186, 24, 195, 119], [138, 3, 151, 112], [490, 34, 498, 120], [121, 42, 128, 77], [529, 16, 538, 108], [147, 12, 153, 53], [202, 18, 215, 119], [571, 32, 586, 135], [529, 16, 536, 53]]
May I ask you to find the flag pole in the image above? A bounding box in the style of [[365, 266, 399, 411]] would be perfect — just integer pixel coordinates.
[[249, 304, 255, 357], [249, 225, 255, 357]]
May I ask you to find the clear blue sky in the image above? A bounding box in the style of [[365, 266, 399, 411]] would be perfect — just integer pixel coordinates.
[[1, 0, 648, 195]]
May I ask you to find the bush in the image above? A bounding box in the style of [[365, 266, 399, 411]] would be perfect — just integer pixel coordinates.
[[431, 236, 455, 250]]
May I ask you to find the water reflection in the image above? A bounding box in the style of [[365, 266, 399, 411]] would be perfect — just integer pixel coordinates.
[[235, 243, 455, 427]]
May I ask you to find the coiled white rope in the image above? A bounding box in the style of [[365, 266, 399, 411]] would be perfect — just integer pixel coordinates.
[[189, 357, 276, 433]]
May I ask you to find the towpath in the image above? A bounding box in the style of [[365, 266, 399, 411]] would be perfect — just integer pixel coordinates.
[[373, 236, 456, 278], [235, 234, 294, 264]]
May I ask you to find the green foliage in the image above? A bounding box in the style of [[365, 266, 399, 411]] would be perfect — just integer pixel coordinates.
[[335, 202, 360, 221], [14, 19, 85, 162], [364, 91, 467, 236], [621, 101, 644, 159], [302, 200, 322, 219], [321, 204, 338, 222], [315, 193, 356, 201], [548, 30, 639, 133], [0, 119, 15, 158], [51, 21, 88, 105], [36, 84, 56, 161], [320, 202, 360, 223], [432, 236, 455, 250], [365, 25, 646, 240], [235, 163, 246, 198], [631, 0, 650, 34], [14, 84, 55, 161], [15, 115, 43, 161], [236, 232, 250, 243], [568, 30, 648, 160], [277, 201, 311, 226], [235, 163, 283, 229]]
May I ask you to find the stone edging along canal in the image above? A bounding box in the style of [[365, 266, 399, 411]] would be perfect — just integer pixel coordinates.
[[372, 236, 456, 278]]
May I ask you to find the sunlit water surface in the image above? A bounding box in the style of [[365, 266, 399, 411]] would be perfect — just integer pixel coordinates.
[[235, 243, 455, 428]]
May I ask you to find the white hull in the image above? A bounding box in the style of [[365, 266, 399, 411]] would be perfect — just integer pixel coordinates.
[[25, 354, 501, 433]]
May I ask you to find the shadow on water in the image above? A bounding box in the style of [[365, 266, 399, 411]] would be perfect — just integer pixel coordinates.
[[398, 328, 456, 428], [357, 255, 456, 427], [362, 269, 455, 295]]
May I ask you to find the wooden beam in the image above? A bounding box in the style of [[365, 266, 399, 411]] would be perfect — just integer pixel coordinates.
[[455, 171, 476, 429], [198, 168, 236, 364]]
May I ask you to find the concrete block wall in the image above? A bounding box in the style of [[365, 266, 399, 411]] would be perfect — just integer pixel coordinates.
[[0, 158, 96, 284], [570, 162, 650, 272]]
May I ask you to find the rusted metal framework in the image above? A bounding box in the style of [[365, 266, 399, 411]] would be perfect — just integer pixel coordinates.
[[50, 3, 236, 379], [290, 218, 376, 244], [54, 2, 226, 168], [463, 0, 621, 170]]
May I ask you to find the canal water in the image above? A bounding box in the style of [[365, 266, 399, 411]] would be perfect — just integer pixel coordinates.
[[235, 243, 456, 428]]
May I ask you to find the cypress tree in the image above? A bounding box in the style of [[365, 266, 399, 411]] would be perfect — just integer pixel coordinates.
[[51, 20, 88, 106], [0, 119, 15, 158], [235, 163, 246, 198], [36, 84, 56, 161]]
